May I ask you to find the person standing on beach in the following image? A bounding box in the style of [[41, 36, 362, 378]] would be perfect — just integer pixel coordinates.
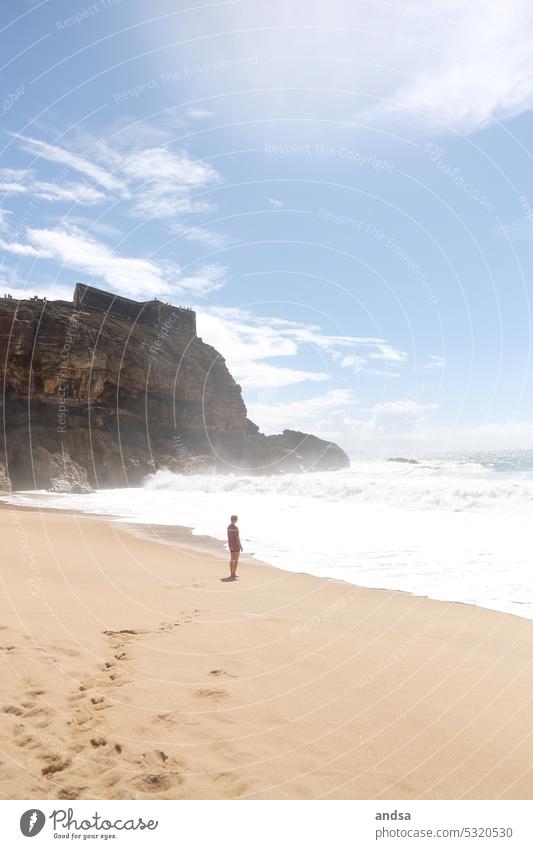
[[227, 515, 243, 579]]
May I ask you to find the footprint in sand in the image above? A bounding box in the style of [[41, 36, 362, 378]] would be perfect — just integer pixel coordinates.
[[209, 669, 238, 679], [131, 750, 187, 793], [14, 727, 43, 750], [107, 672, 133, 687], [158, 609, 203, 632], [2, 704, 24, 716], [212, 771, 248, 798], [141, 749, 169, 766], [41, 754, 71, 776], [89, 696, 111, 712], [103, 629, 148, 650], [77, 676, 98, 693], [155, 712, 200, 727], [22, 707, 52, 729], [195, 688, 228, 702], [58, 785, 87, 800], [71, 709, 97, 729], [104, 629, 147, 639], [134, 773, 179, 792]]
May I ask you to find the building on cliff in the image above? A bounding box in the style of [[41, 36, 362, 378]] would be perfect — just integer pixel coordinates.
[[0, 286, 349, 490], [73, 283, 197, 338]]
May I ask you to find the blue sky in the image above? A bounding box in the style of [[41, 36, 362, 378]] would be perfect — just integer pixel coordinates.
[[2, 0, 533, 453]]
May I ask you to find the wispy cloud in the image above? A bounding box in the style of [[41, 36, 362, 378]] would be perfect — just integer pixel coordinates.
[[1, 225, 227, 299], [186, 108, 214, 119], [10, 135, 225, 244], [235, 361, 327, 390], [248, 389, 356, 432], [0, 209, 11, 232], [197, 306, 408, 390], [14, 134, 126, 192], [171, 222, 230, 249], [368, 400, 438, 436], [423, 355, 445, 370], [174, 0, 533, 135], [119, 146, 220, 221], [0, 237, 51, 258], [0, 168, 106, 205], [376, 1, 533, 133]]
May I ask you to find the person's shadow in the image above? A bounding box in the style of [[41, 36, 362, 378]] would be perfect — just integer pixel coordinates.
[[220, 576, 237, 582]]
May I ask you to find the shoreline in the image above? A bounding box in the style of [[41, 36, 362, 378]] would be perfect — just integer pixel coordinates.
[[1, 503, 533, 799], [2, 494, 531, 625]]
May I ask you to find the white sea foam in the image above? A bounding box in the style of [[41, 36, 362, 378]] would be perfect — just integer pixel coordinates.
[[6, 455, 533, 619]]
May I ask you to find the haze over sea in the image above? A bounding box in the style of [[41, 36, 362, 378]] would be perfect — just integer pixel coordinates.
[[6, 451, 533, 620]]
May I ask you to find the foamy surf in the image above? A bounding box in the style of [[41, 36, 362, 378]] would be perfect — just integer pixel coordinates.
[[5, 453, 533, 620]]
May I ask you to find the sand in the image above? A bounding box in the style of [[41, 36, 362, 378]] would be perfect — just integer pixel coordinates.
[[1, 503, 533, 800]]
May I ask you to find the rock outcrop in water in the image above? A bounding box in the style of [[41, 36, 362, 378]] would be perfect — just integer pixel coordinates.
[[0, 286, 349, 490]]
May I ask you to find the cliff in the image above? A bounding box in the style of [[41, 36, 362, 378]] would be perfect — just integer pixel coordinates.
[[0, 287, 349, 491]]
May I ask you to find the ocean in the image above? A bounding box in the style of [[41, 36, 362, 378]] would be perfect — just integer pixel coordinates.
[[5, 451, 533, 620]]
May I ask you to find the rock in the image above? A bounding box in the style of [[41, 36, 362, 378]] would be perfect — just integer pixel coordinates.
[[264, 430, 350, 472], [20, 446, 91, 493], [387, 457, 419, 464], [0, 462, 11, 491], [0, 286, 349, 489]]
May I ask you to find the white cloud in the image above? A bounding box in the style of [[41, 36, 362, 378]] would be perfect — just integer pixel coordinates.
[[197, 306, 407, 391], [340, 354, 366, 370], [14, 135, 126, 192], [175, 263, 227, 297], [424, 355, 445, 370], [368, 400, 438, 436], [119, 147, 220, 221], [186, 108, 214, 118], [0, 182, 25, 195], [369, 343, 408, 363], [161, 0, 533, 135], [4, 225, 227, 299], [0, 237, 51, 258], [377, 1, 533, 133], [248, 389, 356, 432], [253, 396, 439, 452], [0, 169, 106, 205], [171, 222, 230, 249], [0, 209, 11, 232], [197, 308, 320, 389], [10, 136, 222, 232], [235, 361, 327, 390]]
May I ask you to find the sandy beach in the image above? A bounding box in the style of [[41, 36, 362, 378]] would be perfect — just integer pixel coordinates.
[[1, 503, 533, 801]]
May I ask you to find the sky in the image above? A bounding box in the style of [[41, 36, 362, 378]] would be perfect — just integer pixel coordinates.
[[2, 0, 533, 454]]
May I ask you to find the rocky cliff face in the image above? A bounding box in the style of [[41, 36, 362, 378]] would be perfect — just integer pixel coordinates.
[[0, 290, 349, 491]]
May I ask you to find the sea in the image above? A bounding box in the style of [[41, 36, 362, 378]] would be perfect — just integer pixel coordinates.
[[5, 451, 533, 620]]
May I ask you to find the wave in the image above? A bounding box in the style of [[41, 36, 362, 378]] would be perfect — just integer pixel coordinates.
[[6, 455, 533, 620], [144, 459, 533, 514]]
